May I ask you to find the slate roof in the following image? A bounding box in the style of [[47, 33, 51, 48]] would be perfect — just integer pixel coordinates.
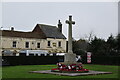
[[37, 24, 66, 39], [0, 30, 46, 39], [0, 24, 66, 39]]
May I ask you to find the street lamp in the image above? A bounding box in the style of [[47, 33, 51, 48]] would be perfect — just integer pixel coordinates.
[[0, 27, 3, 56]]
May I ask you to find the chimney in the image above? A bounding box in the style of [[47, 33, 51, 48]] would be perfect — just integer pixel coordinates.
[[58, 20, 62, 33], [11, 27, 14, 31]]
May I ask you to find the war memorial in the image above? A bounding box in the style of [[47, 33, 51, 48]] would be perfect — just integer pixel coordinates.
[[30, 16, 112, 76]]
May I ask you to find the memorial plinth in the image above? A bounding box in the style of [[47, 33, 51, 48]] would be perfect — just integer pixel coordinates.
[[51, 15, 89, 73], [64, 53, 76, 65]]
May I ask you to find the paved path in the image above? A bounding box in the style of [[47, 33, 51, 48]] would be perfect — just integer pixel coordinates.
[[30, 70, 112, 76]]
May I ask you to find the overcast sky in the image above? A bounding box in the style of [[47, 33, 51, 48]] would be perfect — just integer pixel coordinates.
[[1, 0, 119, 2], [1, 2, 118, 40]]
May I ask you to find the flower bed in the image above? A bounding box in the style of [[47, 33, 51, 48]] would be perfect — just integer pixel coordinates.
[[51, 63, 89, 73]]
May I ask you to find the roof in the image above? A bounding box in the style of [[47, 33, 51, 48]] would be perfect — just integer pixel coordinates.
[[0, 24, 66, 39], [37, 24, 66, 39], [0, 30, 46, 39]]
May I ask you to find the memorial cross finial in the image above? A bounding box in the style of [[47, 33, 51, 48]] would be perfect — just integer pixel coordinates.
[[66, 15, 75, 25]]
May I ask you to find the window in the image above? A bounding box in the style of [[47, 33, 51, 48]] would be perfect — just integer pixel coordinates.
[[48, 41, 51, 47], [25, 42, 29, 48], [13, 41, 17, 48], [53, 43, 56, 47], [37, 43, 40, 48], [58, 41, 61, 47]]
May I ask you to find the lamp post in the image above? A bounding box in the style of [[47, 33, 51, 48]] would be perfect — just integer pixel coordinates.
[[0, 27, 3, 56]]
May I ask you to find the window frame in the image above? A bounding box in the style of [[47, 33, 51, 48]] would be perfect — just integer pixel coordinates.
[[48, 41, 51, 47], [12, 41, 17, 48], [25, 42, 29, 48], [37, 43, 40, 48], [58, 41, 61, 47]]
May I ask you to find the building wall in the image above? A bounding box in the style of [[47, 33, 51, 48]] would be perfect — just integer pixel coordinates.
[[0, 36, 66, 55]]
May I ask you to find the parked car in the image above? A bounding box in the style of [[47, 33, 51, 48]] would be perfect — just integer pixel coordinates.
[[19, 50, 49, 56]]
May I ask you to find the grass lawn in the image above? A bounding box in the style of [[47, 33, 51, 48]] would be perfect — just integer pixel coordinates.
[[2, 64, 119, 78]]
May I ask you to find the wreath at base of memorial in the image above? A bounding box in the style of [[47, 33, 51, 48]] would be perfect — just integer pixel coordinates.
[[51, 63, 89, 73]]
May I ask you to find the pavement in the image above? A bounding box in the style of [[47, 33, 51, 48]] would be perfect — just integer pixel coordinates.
[[29, 70, 112, 76]]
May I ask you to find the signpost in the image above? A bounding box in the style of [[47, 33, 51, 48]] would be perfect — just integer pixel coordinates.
[[87, 52, 91, 63]]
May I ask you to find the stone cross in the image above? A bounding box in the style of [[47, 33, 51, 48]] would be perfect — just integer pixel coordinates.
[[66, 15, 75, 54], [64, 15, 76, 65]]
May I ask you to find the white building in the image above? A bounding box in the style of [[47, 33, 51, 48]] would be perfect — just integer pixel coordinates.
[[0, 20, 67, 56]]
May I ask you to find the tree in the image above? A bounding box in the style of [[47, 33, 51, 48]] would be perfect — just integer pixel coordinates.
[[116, 34, 120, 54], [88, 31, 95, 42], [106, 34, 117, 55], [73, 39, 89, 56], [73, 34, 120, 56], [88, 36, 107, 56]]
